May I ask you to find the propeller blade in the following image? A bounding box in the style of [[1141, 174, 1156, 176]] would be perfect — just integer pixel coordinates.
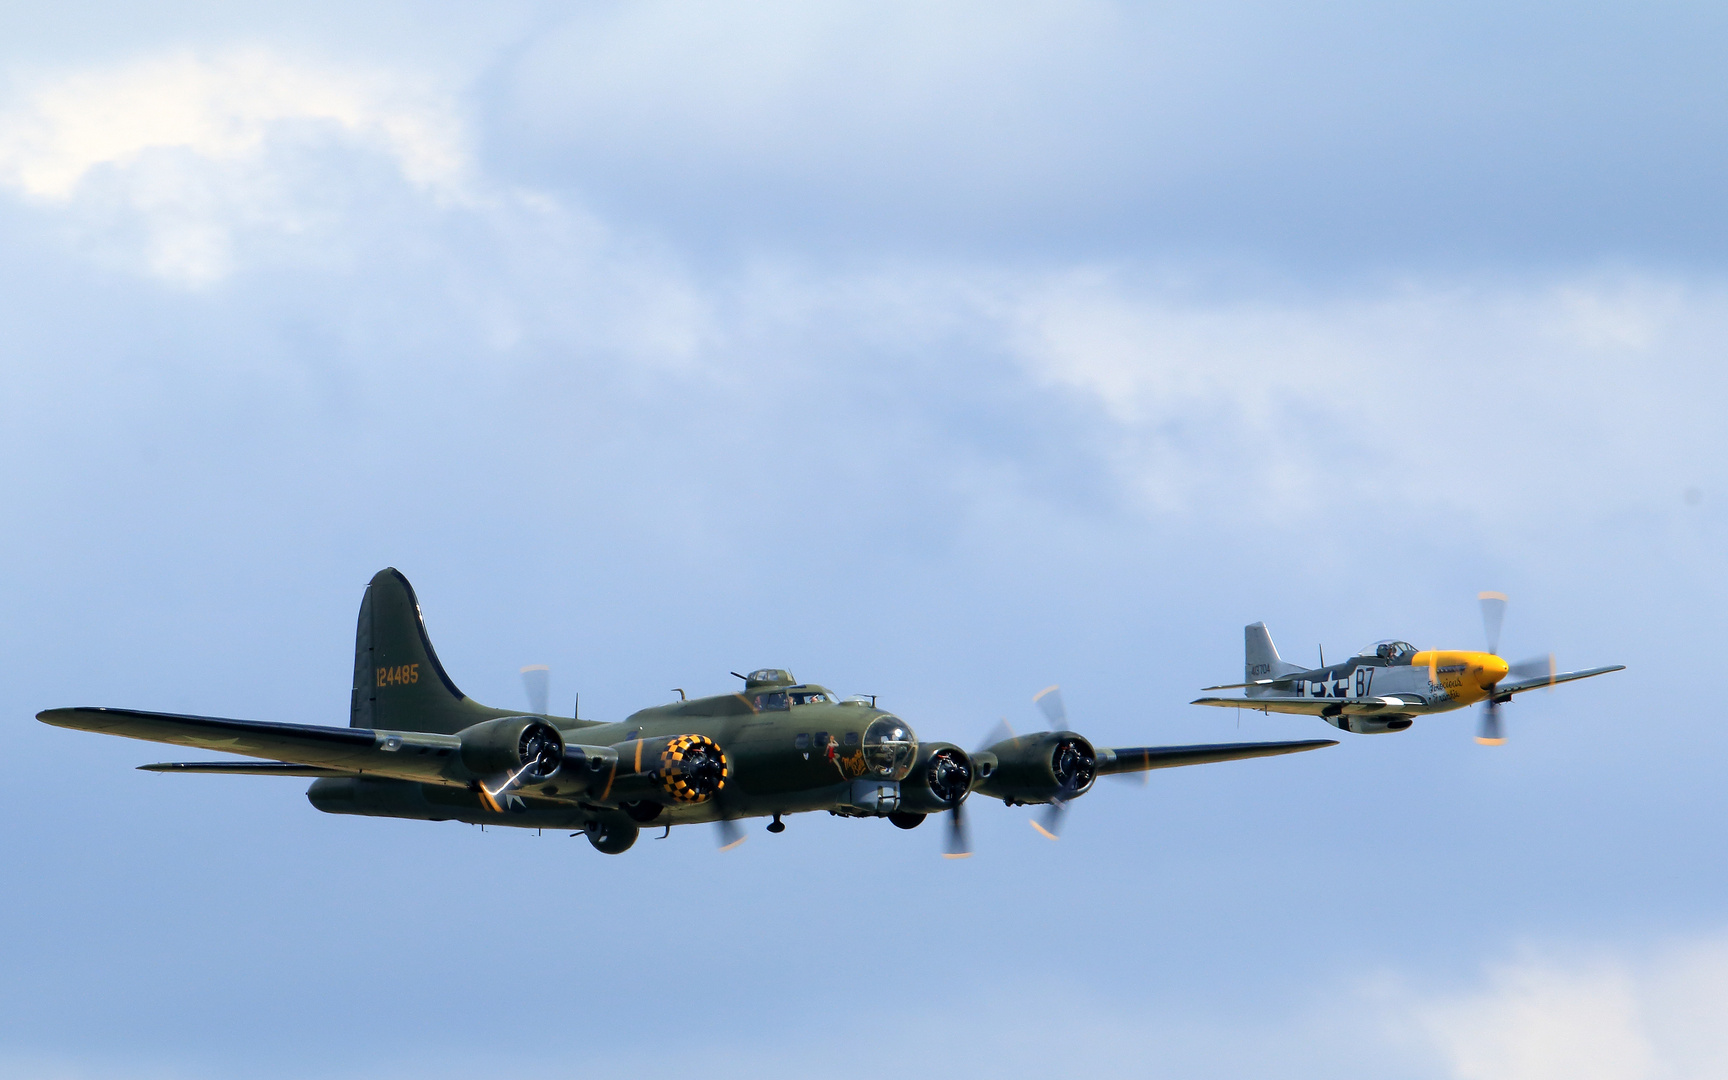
[[521, 665, 550, 715], [716, 815, 746, 852], [1030, 797, 1067, 840], [1033, 685, 1067, 728], [1508, 653, 1557, 684], [943, 801, 972, 859], [1479, 592, 1507, 655], [977, 717, 1016, 753], [1476, 700, 1506, 745]]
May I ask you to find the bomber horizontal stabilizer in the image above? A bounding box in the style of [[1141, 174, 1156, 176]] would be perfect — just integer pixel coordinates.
[[35, 707, 459, 785], [1095, 738, 1337, 775], [41, 706, 378, 760], [139, 761, 357, 777]]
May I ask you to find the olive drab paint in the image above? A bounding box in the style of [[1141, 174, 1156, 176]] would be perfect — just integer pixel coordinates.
[[39, 568, 1341, 855], [349, 568, 518, 736]]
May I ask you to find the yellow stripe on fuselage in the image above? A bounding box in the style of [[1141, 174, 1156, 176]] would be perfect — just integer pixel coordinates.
[[1410, 651, 1510, 705]]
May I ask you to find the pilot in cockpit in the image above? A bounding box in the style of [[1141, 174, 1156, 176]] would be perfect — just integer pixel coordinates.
[[1371, 640, 1416, 662]]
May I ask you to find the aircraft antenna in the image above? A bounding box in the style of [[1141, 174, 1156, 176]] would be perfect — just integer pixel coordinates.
[[1318, 645, 1325, 667]]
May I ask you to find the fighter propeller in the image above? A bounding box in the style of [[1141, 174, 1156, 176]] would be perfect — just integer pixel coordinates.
[[1475, 592, 1561, 746], [1191, 596, 1621, 744]]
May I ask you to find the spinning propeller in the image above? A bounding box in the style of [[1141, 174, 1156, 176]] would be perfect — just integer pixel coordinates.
[[1028, 686, 1092, 840], [930, 748, 974, 858], [1477, 592, 1508, 745], [1474, 592, 1557, 746], [715, 813, 746, 851], [521, 665, 550, 715]]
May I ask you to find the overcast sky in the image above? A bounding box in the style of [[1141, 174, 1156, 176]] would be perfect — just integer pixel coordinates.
[[3, 4, 1726, 1078]]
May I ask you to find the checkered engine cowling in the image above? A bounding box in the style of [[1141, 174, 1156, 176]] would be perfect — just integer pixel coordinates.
[[657, 734, 728, 803]]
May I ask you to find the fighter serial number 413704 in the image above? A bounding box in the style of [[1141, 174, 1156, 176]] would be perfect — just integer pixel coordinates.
[[1193, 593, 1624, 744], [38, 568, 1336, 856]]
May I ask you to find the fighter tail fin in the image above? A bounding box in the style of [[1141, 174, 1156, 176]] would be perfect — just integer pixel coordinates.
[[1245, 622, 1305, 697], [350, 568, 508, 734]]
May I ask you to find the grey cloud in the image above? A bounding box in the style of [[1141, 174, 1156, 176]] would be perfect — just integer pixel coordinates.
[[491, 1, 1728, 268]]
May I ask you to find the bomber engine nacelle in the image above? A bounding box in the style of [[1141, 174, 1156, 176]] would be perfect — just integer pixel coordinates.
[[974, 730, 1096, 805], [896, 741, 976, 814], [453, 720, 730, 809], [577, 734, 730, 810], [456, 716, 564, 784]]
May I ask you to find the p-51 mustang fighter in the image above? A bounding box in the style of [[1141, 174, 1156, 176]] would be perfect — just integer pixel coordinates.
[[39, 568, 1335, 856], [1192, 593, 1624, 744]]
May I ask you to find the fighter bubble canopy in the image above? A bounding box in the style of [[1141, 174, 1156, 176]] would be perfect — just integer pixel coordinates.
[[1357, 640, 1417, 661]]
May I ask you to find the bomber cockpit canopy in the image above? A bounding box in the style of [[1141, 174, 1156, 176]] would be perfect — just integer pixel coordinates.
[[748, 679, 834, 712], [1358, 640, 1417, 662]]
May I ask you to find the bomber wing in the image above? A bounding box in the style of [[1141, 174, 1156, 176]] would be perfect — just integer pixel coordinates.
[[137, 761, 357, 777], [37, 706, 456, 783], [1094, 738, 1336, 775], [1189, 695, 1428, 717]]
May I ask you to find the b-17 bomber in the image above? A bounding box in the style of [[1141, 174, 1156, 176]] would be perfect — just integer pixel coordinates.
[[38, 568, 1336, 855], [1193, 593, 1624, 744]]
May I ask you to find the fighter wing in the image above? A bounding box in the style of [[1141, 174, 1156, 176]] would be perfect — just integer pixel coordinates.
[[37, 706, 453, 778], [1190, 695, 1428, 716], [1094, 738, 1337, 775], [1491, 664, 1625, 699]]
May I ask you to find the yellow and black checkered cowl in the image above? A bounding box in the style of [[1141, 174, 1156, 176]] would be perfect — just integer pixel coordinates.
[[658, 734, 728, 803]]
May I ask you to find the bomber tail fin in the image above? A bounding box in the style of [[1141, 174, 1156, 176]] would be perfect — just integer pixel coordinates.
[[350, 568, 510, 734], [1245, 622, 1305, 697]]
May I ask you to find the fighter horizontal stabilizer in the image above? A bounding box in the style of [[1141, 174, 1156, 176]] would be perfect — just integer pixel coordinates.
[[1094, 738, 1337, 775], [139, 761, 357, 777]]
